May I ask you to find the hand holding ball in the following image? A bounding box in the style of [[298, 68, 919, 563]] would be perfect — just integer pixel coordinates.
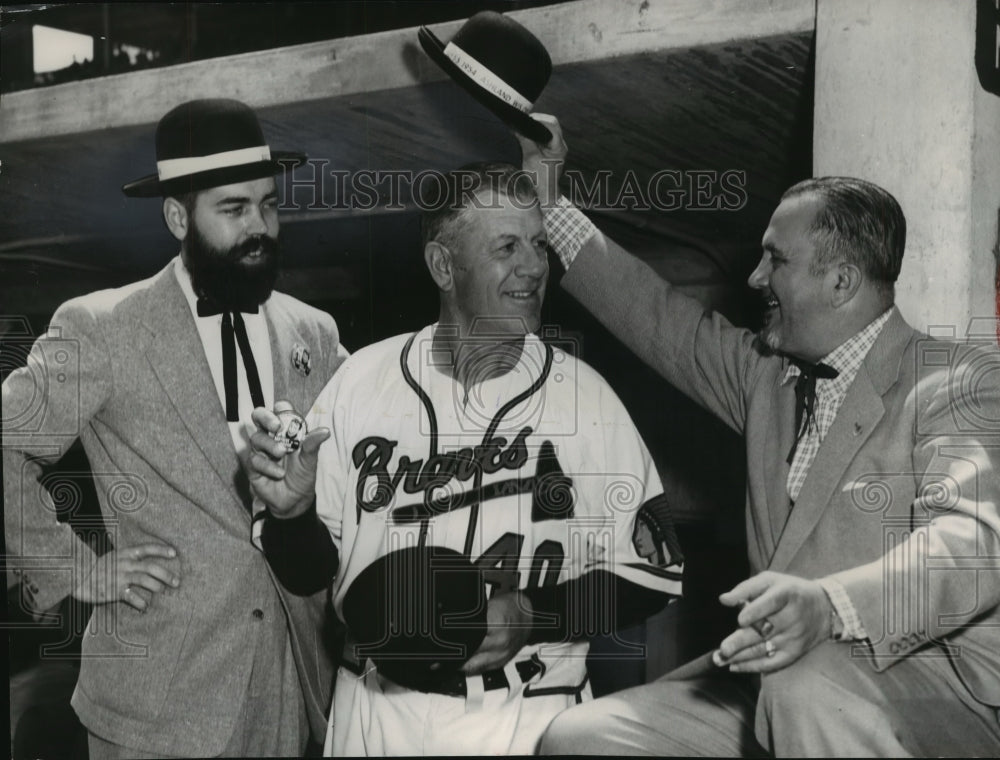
[[272, 401, 307, 451]]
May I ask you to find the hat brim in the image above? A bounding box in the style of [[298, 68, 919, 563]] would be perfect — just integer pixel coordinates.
[[121, 151, 307, 198], [418, 27, 553, 145]]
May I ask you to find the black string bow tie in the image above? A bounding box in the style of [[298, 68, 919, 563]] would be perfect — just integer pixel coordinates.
[[196, 295, 259, 318], [786, 359, 839, 465], [196, 296, 264, 422]]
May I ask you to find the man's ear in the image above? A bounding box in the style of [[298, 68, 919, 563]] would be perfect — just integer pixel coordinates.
[[830, 261, 863, 307], [424, 241, 454, 291], [163, 197, 189, 242]]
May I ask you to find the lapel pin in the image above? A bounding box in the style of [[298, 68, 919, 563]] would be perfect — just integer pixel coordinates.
[[854, 422, 863, 435], [291, 343, 312, 377]]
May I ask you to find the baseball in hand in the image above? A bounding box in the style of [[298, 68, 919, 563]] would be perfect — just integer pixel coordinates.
[[272, 401, 307, 451]]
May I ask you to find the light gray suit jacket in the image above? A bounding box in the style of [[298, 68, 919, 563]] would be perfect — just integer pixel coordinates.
[[3, 262, 348, 755], [561, 232, 1000, 707]]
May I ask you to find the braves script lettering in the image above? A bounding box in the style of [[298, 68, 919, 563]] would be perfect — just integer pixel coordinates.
[[352, 427, 533, 514]]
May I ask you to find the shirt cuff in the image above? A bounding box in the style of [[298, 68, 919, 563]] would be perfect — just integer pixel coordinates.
[[542, 196, 598, 271], [818, 577, 868, 641]]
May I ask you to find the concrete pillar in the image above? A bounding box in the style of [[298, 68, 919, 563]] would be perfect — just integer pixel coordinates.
[[814, 0, 1000, 338]]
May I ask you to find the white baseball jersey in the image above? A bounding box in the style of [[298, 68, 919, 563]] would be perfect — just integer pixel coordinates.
[[309, 324, 682, 755]]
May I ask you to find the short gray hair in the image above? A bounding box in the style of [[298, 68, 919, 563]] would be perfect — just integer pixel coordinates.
[[421, 162, 538, 251]]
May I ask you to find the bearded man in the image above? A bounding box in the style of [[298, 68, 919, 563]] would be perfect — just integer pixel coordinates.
[[3, 99, 348, 758]]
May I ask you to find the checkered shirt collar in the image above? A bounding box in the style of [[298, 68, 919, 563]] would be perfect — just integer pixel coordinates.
[[781, 309, 893, 390]]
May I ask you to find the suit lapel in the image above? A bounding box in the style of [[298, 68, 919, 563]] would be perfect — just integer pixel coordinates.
[[142, 267, 246, 513], [762, 367, 797, 556], [768, 309, 914, 572], [769, 370, 884, 571], [265, 296, 314, 414], [266, 298, 297, 410]]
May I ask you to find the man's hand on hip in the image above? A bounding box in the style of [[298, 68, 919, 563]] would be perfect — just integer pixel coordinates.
[[247, 406, 329, 519], [73, 543, 180, 612]]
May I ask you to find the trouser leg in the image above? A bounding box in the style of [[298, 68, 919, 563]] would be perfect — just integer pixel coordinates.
[[87, 733, 180, 760], [539, 669, 763, 756], [757, 641, 1000, 757]]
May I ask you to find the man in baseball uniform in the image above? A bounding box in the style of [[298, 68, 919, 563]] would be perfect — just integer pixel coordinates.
[[248, 163, 683, 755]]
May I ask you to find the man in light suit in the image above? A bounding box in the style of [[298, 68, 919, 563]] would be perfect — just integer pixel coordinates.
[[3, 99, 348, 758], [518, 115, 1000, 756]]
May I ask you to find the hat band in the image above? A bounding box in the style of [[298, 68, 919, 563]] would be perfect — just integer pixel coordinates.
[[157, 146, 273, 182], [443, 43, 532, 113]]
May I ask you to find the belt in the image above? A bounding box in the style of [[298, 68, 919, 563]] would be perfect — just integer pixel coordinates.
[[341, 655, 543, 698]]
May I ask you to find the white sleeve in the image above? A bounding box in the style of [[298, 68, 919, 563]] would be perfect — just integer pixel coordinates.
[[307, 362, 352, 552], [589, 380, 684, 597]]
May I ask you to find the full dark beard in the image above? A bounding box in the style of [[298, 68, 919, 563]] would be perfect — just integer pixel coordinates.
[[185, 223, 280, 308]]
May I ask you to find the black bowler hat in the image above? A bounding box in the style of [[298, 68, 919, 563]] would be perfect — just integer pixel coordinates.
[[342, 546, 488, 692], [122, 99, 306, 198], [418, 11, 553, 144]]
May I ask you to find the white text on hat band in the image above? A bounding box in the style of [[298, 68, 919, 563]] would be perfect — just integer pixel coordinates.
[[443, 43, 533, 113]]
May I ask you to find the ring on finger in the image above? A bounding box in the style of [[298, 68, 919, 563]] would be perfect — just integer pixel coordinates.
[[759, 618, 775, 637], [124, 585, 132, 596], [764, 639, 776, 657]]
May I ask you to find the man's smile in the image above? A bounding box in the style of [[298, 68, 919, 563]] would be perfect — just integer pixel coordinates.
[[504, 285, 541, 301]]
